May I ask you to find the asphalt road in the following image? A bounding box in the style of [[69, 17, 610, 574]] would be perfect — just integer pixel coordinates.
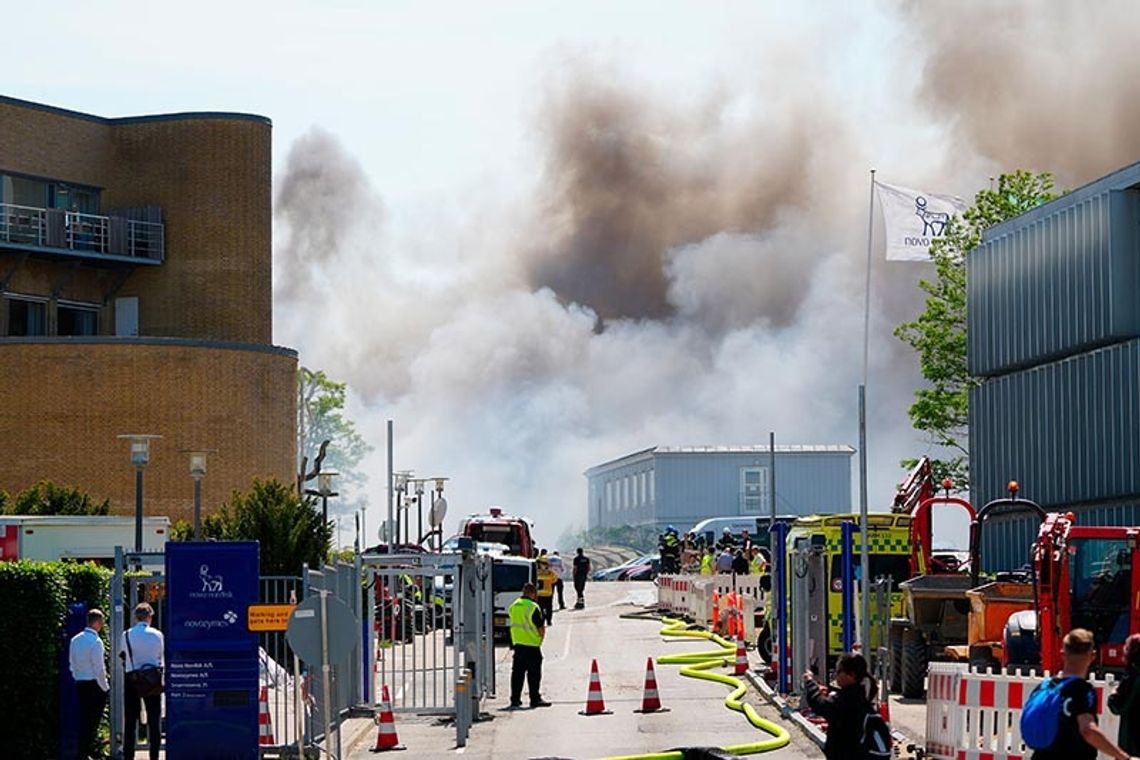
[[347, 581, 822, 759]]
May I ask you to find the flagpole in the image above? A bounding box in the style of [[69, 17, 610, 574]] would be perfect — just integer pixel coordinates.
[[859, 168, 875, 653]]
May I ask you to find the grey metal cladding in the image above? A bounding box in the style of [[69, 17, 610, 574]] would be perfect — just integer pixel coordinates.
[[980, 501, 1140, 572], [970, 338, 1140, 509], [968, 188, 1140, 377]]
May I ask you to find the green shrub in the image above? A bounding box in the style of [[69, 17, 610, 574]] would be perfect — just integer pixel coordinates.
[[0, 561, 111, 759], [3, 481, 110, 516]]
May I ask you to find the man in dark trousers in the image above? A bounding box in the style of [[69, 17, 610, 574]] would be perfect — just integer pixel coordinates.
[[69, 608, 109, 760], [508, 583, 551, 709], [572, 547, 591, 609], [120, 602, 164, 760]]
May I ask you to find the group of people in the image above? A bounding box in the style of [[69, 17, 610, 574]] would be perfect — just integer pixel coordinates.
[[69, 602, 164, 760], [507, 547, 591, 709], [659, 526, 768, 577], [804, 629, 1140, 760]]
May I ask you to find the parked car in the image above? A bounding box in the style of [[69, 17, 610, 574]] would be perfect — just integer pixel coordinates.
[[618, 555, 661, 581], [593, 554, 656, 582]]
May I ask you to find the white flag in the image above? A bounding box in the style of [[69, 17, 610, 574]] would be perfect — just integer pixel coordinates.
[[876, 181, 967, 262]]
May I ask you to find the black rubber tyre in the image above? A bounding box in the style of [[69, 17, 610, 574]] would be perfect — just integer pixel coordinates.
[[756, 623, 773, 664], [900, 626, 928, 699], [888, 623, 904, 693]]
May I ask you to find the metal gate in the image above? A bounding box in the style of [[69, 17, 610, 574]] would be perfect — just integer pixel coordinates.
[[110, 548, 166, 760], [364, 548, 494, 745]]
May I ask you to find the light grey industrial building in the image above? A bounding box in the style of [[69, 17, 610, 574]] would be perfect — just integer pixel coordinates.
[[584, 445, 854, 532], [969, 160, 1140, 569]]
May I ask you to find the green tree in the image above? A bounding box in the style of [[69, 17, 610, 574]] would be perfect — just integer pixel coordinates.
[[2, 481, 110, 516], [297, 367, 372, 511], [895, 170, 1057, 489], [203, 479, 333, 576]]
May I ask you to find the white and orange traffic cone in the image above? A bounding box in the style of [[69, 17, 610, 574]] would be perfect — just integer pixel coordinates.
[[734, 639, 749, 675], [634, 657, 669, 713], [372, 685, 406, 752], [258, 686, 275, 746], [579, 659, 613, 715]]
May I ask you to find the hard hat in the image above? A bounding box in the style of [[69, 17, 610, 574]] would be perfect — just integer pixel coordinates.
[[666, 525, 676, 533], [723, 527, 731, 534]]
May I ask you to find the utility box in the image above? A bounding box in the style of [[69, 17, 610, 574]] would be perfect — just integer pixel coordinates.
[[0, 515, 170, 561]]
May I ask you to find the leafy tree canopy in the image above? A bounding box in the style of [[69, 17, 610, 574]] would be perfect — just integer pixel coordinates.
[[297, 367, 372, 514], [196, 479, 332, 576], [895, 170, 1057, 490], [1, 481, 110, 516]]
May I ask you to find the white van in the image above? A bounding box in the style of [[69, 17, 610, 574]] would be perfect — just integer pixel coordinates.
[[689, 517, 762, 546], [491, 555, 535, 641]]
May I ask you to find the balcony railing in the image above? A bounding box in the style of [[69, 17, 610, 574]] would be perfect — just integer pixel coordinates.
[[0, 203, 164, 262]]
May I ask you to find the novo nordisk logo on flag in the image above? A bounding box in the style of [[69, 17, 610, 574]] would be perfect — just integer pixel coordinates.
[[875, 181, 967, 262]]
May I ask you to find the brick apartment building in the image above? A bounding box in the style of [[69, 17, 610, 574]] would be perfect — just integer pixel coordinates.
[[0, 95, 297, 522]]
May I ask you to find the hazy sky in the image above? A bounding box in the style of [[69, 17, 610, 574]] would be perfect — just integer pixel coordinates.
[[9, 2, 1138, 548]]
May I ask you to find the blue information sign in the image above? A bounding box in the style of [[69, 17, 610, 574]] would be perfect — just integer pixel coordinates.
[[165, 541, 260, 760]]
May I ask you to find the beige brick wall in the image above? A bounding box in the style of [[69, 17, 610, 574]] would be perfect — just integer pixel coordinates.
[[0, 98, 273, 344], [0, 340, 297, 524]]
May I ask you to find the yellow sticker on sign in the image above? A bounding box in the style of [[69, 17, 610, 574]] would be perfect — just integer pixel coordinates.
[[248, 604, 296, 632]]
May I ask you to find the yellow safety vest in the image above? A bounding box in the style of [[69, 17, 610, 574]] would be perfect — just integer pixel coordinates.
[[536, 569, 557, 597], [509, 597, 542, 647], [700, 554, 714, 575], [750, 555, 763, 575]]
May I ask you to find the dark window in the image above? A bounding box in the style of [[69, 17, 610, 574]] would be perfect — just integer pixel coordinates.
[[7, 298, 47, 336], [58, 304, 99, 336], [492, 562, 532, 593]]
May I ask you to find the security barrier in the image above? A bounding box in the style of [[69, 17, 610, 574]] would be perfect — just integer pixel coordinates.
[[657, 574, 765, 641], [925, 663, 1125, 760]]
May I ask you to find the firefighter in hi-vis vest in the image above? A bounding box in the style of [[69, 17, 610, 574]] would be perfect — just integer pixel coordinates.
[[536, 556, 558, 626], [508, 583, 551, 709]]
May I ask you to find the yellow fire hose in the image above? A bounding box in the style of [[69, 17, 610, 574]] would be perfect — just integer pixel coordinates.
[[600, 617, 790, 760]]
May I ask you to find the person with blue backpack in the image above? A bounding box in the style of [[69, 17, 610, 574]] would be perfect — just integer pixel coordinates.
[[1020, 628, 1137, 760], [803, 653, 891, 759]]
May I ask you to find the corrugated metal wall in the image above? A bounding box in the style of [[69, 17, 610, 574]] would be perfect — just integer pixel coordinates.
[[981, 501, 1140, 572], [655, 452, 851, 529], [586, 451, 852, 531], [968, 188, 1140, 377], [971, 338, 1140, 509]]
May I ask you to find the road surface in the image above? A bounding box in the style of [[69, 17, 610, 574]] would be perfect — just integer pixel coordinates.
[[347, 581, 822, 759]]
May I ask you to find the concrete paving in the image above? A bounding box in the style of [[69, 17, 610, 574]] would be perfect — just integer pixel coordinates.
[[346, 581, 822, 760]]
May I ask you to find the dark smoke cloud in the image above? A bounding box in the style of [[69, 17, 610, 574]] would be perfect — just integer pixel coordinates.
[[904, 0, 1140, 186], [275, 128, 380, 301], [525, 69, 852, 325]]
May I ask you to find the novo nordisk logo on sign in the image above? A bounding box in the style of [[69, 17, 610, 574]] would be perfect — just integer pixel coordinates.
[[190, 564, 233, 599], [904, 196, 951, 248]]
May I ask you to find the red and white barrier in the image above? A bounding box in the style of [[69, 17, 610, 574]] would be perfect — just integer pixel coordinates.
[[657, 574, 765, 641], [925, 663, 1125, 760]]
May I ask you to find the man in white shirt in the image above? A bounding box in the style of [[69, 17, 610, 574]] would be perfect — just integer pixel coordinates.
[[69, 608, 109, 760], [548, 551, 566, 610], [119, 602, 164, 760]]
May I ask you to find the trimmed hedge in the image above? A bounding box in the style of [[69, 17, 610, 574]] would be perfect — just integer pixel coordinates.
[[0, 561, 111, 759]]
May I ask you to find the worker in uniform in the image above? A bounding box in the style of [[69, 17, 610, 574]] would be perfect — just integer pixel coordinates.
[[749, 546, 767, 576], [717, 527, 737, 552], [535, 556, 558, 625], [700, 546, 715, 576], [659, 526, 681, 574], [508, 583, 551, 709]]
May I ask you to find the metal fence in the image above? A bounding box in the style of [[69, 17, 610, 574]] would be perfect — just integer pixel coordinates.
[[258, 575, 305, 751]]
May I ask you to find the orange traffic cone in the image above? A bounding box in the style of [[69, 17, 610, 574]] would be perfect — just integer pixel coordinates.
[[579, 659, 613, 715], [634, 657, 669, 713], [734, 639, 749, 675], [258, 686, 275, 746], [372, 685, 406, 752]]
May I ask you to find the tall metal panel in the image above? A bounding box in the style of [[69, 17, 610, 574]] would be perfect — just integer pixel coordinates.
[[971, 339, 1140, 509], [968, 187, 1140, 377]]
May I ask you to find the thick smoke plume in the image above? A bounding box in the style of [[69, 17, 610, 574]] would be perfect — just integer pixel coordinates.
[[904, 0, 1140, 186], [274, 6, 1138, 546]]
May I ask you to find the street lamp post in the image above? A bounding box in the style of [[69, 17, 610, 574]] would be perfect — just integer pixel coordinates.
[[183, 450, 215, 540], [118, 434, 161, 552], [305, 471, 339, 527]]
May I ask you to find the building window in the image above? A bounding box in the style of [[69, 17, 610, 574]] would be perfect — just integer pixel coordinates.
[[606, 481, 613, 511], [740, 467, 769, 514], [6, 296, 47, 336], [58, 303, 99, 336], [638, 472, 646, 506], [623, 477, 630, 509], [648, 470, 655, 503]]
